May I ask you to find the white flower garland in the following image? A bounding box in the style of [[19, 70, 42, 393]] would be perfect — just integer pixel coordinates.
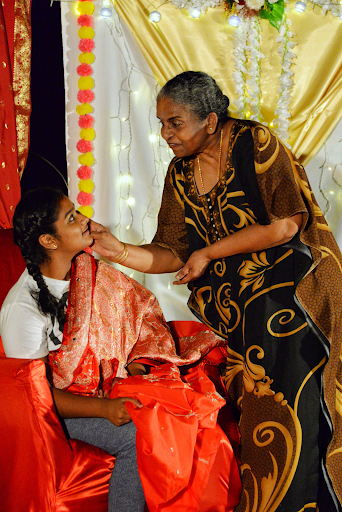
[[231, 17, 265, 123], [232, 19, 249, 119], [310, 0, 342, 17], [245, 17, 264, 122], [168, 0, 222, 11], [272, 9, 297, 145]]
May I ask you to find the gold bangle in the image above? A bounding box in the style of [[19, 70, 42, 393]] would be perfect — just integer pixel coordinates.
[[113, 243, 128, 264]]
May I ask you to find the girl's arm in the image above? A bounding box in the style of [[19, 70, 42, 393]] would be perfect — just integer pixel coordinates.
[[174, 213, 303, 284], [42, 356, 142, 426]]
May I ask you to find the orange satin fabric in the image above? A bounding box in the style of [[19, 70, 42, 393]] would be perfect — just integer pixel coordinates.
[[0, 357, 114, 512], [112, 364, 242, 511]]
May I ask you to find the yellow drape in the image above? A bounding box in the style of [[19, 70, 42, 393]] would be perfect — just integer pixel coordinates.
[[114, 0, 342, 165]]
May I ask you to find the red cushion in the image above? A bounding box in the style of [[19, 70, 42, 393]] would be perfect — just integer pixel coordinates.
[[0, 358, 114, 511], [0, 228, 26, 308]]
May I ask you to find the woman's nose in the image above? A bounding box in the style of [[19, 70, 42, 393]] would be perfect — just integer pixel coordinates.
[[161, 125, 173, 140]]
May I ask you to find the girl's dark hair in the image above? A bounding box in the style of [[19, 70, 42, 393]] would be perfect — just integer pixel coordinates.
[[13, 187, 67, 328], [157, 71, 230, 124]]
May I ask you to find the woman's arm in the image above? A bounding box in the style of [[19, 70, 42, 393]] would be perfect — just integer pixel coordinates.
[[174, 213, 303, 284], [89, 219, 184, 274]]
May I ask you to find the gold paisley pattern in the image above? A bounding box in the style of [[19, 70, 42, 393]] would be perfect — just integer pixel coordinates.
[[153, 120, 342, 509]]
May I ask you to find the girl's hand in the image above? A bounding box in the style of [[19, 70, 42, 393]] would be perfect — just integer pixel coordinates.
[[173, 248, 211, 285], [104, 397, 143, 426]]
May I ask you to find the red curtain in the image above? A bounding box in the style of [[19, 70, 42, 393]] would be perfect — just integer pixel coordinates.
[[0, 0, 31, 228]]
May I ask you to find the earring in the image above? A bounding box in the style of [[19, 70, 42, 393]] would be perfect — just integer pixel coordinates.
[[53, 244, 57, 249]]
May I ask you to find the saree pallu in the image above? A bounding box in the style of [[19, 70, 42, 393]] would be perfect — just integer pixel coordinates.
[[49, 252, 242, 511]]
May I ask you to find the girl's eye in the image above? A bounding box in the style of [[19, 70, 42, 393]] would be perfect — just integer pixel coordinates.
[[69, 214, 75, 222], [172, 122, 181, 128]]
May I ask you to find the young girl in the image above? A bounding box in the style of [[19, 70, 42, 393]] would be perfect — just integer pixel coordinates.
[[0, 187, 146, 512], [0, 187, 241, 512]]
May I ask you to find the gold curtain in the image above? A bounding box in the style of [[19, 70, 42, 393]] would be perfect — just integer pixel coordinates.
[[114, 0, 342, 165]]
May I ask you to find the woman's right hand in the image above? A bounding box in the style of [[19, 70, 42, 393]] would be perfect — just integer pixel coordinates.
[[88, 219, 123, 259], [104, 397, 143, 426]]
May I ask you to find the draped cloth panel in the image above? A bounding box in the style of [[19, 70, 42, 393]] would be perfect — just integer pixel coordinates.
[[114, 0, 342, 165], [0, 0, 31, 228]]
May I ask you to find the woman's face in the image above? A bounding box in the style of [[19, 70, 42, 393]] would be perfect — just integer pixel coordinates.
[[53, 196, 93, 257], [157, 97, 210, 158]]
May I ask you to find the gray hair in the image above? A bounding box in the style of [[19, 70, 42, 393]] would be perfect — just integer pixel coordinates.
[[157, 71, 230, 124]]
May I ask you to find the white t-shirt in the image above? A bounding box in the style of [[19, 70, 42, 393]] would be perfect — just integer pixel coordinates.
[[0, 269, 69, 359]]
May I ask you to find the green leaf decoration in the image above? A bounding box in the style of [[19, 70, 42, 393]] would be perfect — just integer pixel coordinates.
[[259, 0, 285, 31]]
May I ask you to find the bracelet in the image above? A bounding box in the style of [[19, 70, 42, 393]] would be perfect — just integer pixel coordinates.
[[113, 243, 128, 264]]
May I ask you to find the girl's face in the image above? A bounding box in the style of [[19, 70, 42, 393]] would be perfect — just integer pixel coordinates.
[[53, 196, 93, 257], [157, 97, 211, 158]]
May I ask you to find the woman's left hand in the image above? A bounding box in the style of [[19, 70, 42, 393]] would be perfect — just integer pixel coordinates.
[[173, 248, 211, 285]]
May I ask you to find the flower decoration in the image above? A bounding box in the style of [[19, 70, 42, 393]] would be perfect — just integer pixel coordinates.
[[223, 0, 285, 30], [76, 0, 95, 218], [77, 165, 93, 180]]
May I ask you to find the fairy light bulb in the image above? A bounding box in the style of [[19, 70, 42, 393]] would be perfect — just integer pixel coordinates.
[[228, 15, 240, 27], [294, 1, 306, 12], [127, 197, 135, 206], [149, 11, 161, 22], [100, 7, 112, 18], [189, 7, 201, 18]]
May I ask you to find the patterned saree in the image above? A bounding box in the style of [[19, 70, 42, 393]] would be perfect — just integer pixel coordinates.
[[153, 121, 342, 511], [49, 252, 242, 511]]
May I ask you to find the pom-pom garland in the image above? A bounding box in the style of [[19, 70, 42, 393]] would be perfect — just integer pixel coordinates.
[[77, 165, 93, 180], [77, 89, 94, 103], [80, 128, 95, 141], [77, 191, 93, 206], [78, 38, 94, 53], [77, 0, 95, 217], [76, 139, 93, 153], [77, 14, 93, 27], [78, 205, 94, 218], [76, 103, 93, 115], [77, 63, 93, 76], [78, 114, 94, 129]]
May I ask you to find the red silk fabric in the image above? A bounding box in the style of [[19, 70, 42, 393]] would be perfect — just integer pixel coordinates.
[[0, 357, 114, 512], [112, 364, 242, 511]]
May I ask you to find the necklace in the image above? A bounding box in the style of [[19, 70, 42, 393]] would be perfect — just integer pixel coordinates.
[[197, 128, 223, 195]]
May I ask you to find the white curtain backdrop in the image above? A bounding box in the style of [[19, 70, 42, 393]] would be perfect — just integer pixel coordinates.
[[61, 2, 342, 321]]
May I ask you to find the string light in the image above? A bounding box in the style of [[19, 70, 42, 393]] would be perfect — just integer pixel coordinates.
[[149, 11, 161, 22], [228, 15, 241, 26], [100, 7, 112, 18], [189, 7, 201, 18], [294, 1, 307, 11]]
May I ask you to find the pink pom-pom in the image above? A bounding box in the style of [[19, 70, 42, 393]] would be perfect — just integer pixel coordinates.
[[77, 14, 94, 27], [78, 39, 94, 53], [76, 139, 93, 153], [78, 114, 94, 129], [77, 89, 94, 103], [77, 165, 93, 180], [77, 191, 93, 206], [77, 63, 92, 77]]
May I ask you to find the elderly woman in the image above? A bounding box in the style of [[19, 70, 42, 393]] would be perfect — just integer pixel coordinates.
[[91, 71, 342, 511]]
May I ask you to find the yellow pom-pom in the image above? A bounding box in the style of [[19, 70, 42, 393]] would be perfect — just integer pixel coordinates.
[[78, 152, 95, 166], [80, 128, 95, 141], [79, 52, 95, 64], [78, 27, 95, 39], [78, 205, 94, 218], [76, 103, 93, 115], [78, 179, 95, 193], [77, 2, 95, 15], [78, 77, 94, 90]]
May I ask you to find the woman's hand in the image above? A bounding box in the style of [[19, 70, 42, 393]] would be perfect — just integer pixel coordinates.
[[174, 248, 211, 285], [88, 219, 123, 259], [104, 397, 143, 426]]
